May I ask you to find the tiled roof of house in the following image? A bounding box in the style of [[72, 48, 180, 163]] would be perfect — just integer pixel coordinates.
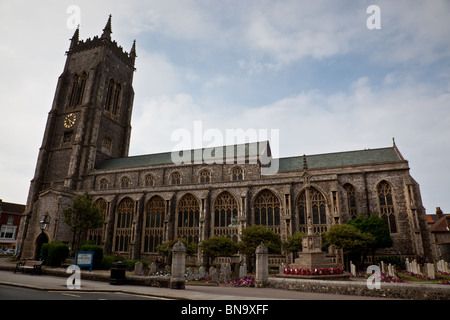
[[0, 201, 25, 215]]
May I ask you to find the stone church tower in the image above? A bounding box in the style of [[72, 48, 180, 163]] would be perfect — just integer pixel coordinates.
[[17, 16, 136, 259]]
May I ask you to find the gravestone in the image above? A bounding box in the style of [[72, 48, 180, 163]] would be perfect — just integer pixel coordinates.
[[209, 266, 216, 279], [134, 261, 143, 275], [199, 266, 206, 279], [211, 268, 219, 282], [239, 263, 247, 278], [186, 267, 193, 281], [426, 263, 435, 279], [350, 261, 356, 275], [149, 262, 157, 274], [381, 261, 386, 274], [194, 268, 200, 280]]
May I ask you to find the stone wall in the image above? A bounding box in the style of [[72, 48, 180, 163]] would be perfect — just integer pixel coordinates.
[[267, 277, 450, 300]]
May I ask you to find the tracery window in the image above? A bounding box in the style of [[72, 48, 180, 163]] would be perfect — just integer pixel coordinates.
[[87, 198, 106, 245], [143, 196, 165, 253], [99, 178, 108, 190], [254, 189, 281, 234], [105, 79, 121, 117], [311, 188, 327, 233], [199, 169, 211, 183], [232, 167, 243, 181], [68, 72, 87, 108], [145, 174, 154, 187], [120, 176, 130, 188], [377, 181, 397, 233], [171, 172, 181, 185], [344, 184, 358, 220], [296, 187, 328, 235], [176, 194, 200, 244], [213, 192, 239, 241], [114, 198, 134, 252]]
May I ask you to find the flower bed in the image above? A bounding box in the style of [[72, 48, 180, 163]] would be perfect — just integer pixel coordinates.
[[227, 276, 255, 287], [282, 266, 344, 276]]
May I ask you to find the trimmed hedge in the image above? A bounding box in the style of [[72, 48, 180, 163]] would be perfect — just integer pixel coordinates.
[[41, 242, 70, 267]]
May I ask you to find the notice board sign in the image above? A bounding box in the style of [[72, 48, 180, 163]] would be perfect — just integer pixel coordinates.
[[75, 251, 94, 272]]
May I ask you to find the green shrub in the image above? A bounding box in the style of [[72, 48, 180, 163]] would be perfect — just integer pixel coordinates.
[[101, 254, 125, 270], [42, 242, 70, 267], [378, 256, 406, 270], [79, 244, 104, 269]]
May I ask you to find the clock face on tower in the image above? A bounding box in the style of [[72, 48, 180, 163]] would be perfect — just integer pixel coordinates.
[[64, 113, 77, 128]]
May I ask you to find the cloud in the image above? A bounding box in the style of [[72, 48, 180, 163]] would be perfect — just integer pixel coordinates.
[[1, 0, 449, 212]]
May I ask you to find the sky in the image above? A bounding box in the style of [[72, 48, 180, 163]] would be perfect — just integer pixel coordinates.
[[1, 1, 449, 213]]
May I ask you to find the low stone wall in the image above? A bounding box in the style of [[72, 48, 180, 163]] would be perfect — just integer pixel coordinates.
[[267, 277, 450, 300], [39, 266, 172, 288]]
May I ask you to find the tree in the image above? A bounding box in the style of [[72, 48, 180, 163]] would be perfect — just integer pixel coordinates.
[[156, 238, 198, 265], [282, 232, 304, 254], [63, 191, 103, 251], [238, 225, 282, 272], [200, 236, 238, 268], [347, 214, 393, 265], [239, 225, 282, 255], [323, 224, 375, 271]]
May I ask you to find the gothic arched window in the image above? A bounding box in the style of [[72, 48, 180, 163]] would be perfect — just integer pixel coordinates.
[[145, 174, 154, 187], [68, 72, 88, 108], [68, 75, 79, 108], [311, 188, 327, 229], [296, 188, 328, 235], [377, 181, 397, 233], [112, 84, 121, 116], [199, 169, 211, 183], [171, 172, 181, 185], [120, 176, 130, 188], [114, 198, 134, 252], [105, 79, 121, 117], [232, 167, 243, 181], [143, 196, 165, 253], [99, 178, 108, 190], [344, 184, 358, 220], [254, 189, 281, 234], [76, 72, 87, 105], [213, 192, 239, 241], [105, 79, 114, 112], [176, 194, 200, 244]]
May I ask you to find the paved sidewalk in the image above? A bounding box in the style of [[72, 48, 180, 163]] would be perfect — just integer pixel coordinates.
[[0, 256, 385, 300], [0, 270, 386, 300]]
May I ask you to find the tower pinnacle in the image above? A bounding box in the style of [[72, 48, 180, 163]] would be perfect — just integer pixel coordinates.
[[69, 25, 79, 49], [101, 14, 112, 40]]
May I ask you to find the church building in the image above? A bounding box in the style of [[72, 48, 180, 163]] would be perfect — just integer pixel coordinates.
[[17, 16, 433, 264]]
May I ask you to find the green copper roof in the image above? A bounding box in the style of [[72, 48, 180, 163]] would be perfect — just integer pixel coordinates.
[[278, 147, 403, 172]]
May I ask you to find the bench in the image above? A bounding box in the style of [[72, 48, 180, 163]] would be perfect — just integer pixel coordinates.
[[14, 260, 43, 275]]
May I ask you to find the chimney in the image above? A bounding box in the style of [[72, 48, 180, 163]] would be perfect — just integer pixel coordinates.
[[436, 207, 444, 219]]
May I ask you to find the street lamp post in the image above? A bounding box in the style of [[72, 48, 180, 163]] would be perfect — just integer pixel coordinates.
[[37, 214, 50, 260], [39, 215, 50, 233]]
